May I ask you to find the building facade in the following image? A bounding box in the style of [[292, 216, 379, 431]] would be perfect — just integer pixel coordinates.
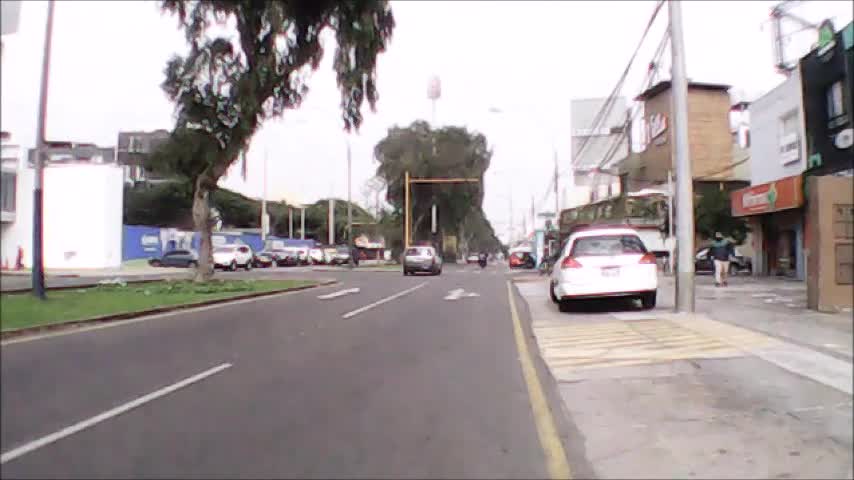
[[569, 97, 627, 207], [116, 129, 171, 183], [800, 22, 853, 311], [730, 68, 808, 280]]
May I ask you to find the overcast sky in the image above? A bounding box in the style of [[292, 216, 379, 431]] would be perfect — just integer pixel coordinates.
[[2, 1, 851, 243]]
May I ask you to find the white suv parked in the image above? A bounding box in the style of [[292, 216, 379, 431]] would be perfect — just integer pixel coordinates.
[[549, 227, 658, 312], [213, 244, 254, 271]]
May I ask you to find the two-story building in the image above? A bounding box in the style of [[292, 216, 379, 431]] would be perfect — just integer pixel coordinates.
[[729, 68, 808, 280], [1, 140, 124, 271], [116, 129, 172, 184], [617, 80, 751, 252]]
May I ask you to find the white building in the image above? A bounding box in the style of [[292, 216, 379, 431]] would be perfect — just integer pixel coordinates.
[[569, 97, 627, 208], [732, 67, 809, 280], [1, 138, 125, 270]]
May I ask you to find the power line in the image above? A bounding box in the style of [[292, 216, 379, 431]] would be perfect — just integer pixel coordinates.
[[586, 24, 671, 193], [566, 0, 665, 174], [534, 0, 665, 217]]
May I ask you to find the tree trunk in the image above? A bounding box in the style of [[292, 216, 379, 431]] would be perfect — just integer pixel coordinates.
[[192, 177, 215, 282]]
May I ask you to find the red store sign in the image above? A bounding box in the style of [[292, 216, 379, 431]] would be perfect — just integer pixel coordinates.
[[730, 175, 804, 217]]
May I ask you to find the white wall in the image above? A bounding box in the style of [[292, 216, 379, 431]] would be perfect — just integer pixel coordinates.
[[1, 164, 124, 269], [748, 68, 807, 186]]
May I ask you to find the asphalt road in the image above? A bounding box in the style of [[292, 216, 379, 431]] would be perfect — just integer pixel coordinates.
[[1, 264, 564, 478]]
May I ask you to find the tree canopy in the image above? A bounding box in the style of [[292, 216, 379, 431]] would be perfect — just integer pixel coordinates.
[[150, 0, 395, 280], [373, 121, 502, 257]]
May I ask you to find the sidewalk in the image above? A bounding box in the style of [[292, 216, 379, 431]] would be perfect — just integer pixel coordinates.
[[514, 275, 852, 479]]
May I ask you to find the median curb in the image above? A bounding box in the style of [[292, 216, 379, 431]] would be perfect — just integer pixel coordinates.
[[311, 266, 401, 273], [0, 279, 338, 342]]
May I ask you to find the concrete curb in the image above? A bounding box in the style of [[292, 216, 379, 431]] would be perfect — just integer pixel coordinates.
[[0, 279, 338, 341], [311, 266, 401, 273]]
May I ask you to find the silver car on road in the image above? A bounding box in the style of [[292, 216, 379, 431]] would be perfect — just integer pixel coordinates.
[[403, 246, 442, 276]]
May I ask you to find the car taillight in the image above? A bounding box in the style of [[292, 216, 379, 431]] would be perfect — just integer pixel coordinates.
[[639, 253, 657, 264], [561, 257, 583, 269]]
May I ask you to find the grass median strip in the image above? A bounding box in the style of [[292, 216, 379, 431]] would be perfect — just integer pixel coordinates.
[[0, 279, 315, 332]]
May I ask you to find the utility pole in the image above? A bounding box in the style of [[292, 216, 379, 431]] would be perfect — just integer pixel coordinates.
[[261, 150, 268, 242], [328, 198, 335, 245], [300, 207, 305, 240], [404, 171, 411, 249], [553, 150, 559, 217], [670, 0, 696, 313], [32, 0, 56, 300], [531, 196, 536, 230], [289, 207, 293, 238], [346, 139, 354, 268], [404, 173, 478, 249], [509, 188, 514, 244], [667, 169, 675, 275]]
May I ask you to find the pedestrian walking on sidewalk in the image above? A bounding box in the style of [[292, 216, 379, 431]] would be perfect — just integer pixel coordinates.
[[708, 232, 735, 287]]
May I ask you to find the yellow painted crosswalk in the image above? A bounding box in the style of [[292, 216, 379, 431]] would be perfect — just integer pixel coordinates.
[[534, 318, 781, 377]]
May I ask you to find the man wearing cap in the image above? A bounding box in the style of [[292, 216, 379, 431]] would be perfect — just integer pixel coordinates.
[[708, 232, 735, 287]]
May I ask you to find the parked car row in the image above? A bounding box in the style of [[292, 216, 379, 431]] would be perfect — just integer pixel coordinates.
[[148, 243, 358, 270]]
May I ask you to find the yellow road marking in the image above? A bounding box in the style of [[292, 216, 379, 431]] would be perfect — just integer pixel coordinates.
[[507, 281, 571, 480]]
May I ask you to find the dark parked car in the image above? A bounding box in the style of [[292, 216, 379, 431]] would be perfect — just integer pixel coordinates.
[[148, 250, 198, 268], [252, 252, 275, 268], [695, 246, 752, 275], [268, 249, 300, 267]]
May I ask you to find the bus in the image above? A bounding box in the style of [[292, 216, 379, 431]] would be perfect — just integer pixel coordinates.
[[558, 190, 674, 259]]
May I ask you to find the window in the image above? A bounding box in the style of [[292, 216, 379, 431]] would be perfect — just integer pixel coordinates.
[[827, 81, 845, 119], [1, 171, 15, 212], [779, 110, 801, 164], [570, 235, 648, 257], [128, 136, 142, 153]]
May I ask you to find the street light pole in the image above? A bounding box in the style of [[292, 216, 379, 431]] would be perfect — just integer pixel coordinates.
[[32, 0, 56, 300], [347, 139, 354, 268], [670, 0, 696, 313]]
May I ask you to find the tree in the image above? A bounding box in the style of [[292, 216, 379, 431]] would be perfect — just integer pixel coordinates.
[[150, 0, 395, 281], [124, 183, 294, 234], [373, 121, 501, 256], [694, 188, 749, 244]]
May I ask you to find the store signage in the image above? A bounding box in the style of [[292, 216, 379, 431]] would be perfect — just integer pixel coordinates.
[[730, 175, 804, 217], [141, 234, 160, 252], [779, 133, 801, 164], [817, 20, 836, 61], [646, 113, 668, 146]]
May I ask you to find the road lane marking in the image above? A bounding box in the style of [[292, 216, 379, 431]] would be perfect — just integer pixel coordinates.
[[0, 363, 233, 465], [341, 282, 428, 319], [443, 288, 480, 301], [317, 288, 360, 300], [2, 282, 340, 346], [506, 281, 572, 480]]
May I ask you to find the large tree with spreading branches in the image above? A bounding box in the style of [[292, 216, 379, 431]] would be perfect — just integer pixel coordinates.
[[150, 0, 394, 280]]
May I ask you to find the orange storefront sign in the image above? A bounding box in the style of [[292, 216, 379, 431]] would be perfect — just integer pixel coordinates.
[[731, 175, 804, 217]]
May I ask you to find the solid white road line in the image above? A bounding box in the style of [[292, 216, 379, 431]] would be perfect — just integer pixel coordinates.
[[317, 288, 360, 300], [342, 282, 428, 319], [0, 363, 233, 465]]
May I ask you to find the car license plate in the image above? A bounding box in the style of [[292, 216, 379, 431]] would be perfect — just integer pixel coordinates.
[[601, 267, 619, 277]]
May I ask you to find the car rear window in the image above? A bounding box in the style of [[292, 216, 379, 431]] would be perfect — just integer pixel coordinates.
[[570, 235, 647, 257], [406, 248, 432, 256], [214, 247, 235, 253]]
